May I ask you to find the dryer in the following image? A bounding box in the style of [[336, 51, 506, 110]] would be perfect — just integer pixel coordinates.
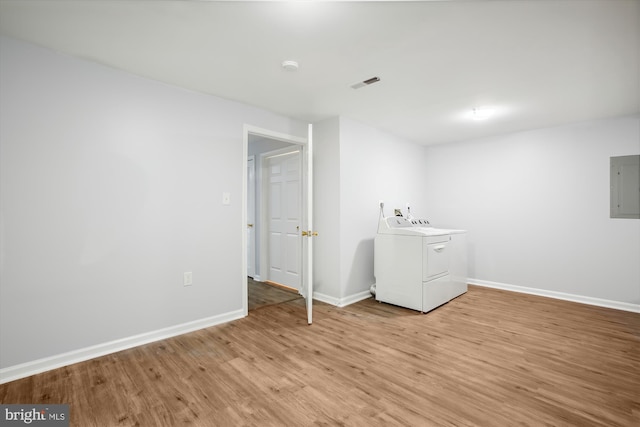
[[374, 215, 467, 313]]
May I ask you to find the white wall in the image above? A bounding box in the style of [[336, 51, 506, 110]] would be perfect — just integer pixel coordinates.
[[424, 115, 640, 305], [312, 117, 341, 300], [339, 118, 431, 298], [0, 36, 307, 369], [313, 117, 429, 302]]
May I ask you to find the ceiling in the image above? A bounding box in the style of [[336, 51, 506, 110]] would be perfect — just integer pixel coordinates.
[[1, 0, 638, 145]]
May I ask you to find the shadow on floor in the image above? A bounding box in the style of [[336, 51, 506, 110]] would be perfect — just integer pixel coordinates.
[[248, 278, 302, 311]]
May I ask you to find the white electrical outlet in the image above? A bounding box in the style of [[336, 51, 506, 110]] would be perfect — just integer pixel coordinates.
[[184, 272, 193, 287]]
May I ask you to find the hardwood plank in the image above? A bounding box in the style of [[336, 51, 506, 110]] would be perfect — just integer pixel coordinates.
[[1, 286, 638, 426]]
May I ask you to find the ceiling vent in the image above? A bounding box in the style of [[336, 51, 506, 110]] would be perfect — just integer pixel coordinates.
[[351, 76, 381, 89]]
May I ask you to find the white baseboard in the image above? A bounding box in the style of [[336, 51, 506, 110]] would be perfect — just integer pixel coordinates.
[[0, 309, 245, 385], [251, 275, 263, 282], [313, 290, 372, 308], [313, 291, 340, 307], [468, 278, 640, 313], [339, 290, 373, 307]]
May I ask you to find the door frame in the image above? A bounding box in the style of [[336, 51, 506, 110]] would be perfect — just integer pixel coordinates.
[[242, 124, 308, 318], [247, 155, 256, 279]]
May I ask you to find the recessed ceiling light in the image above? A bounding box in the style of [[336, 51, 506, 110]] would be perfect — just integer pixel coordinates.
[[281, 60, 299, 71], [472, 107, 494, 120]]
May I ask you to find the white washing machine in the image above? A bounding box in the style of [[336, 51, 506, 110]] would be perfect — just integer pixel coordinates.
[[374, 215, 467, 313]]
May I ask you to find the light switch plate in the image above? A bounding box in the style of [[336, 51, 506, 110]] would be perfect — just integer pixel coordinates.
[[222, 192, 231, 205], [184, 272, 193, 287]]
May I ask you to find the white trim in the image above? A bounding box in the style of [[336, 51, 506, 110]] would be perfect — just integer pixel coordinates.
[[242, 125, 249, 317], [313, 292, 341, 307], [305, 123, 314, 325], [313, 290, 372, 308], [245, 125, 307, 146], [339, 290, 373, 307], [247, 155, 256, 279], [468, 278, 640, 313], [0, 309, 244, 384]]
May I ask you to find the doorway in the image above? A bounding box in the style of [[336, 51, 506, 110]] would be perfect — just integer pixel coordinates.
[[242, 124, 314, 323], [247, 140, 301, 305]]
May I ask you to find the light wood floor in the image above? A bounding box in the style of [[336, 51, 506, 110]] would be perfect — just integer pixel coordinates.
[[1, 286, 638, 426]]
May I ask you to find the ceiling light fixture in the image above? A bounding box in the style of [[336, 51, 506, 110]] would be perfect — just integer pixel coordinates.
[[281, 60, 299, 71], [472, 107, 494, 120]]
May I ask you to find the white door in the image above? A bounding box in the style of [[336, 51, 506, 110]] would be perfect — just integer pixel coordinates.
[[302, 124, 314, 324], [247, 156, 256, 278], [266, 150, 301, 289]]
